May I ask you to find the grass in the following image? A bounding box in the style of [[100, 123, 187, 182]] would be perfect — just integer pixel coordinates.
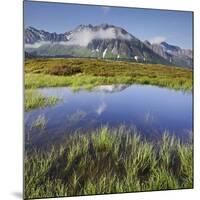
[[25, 89, 59, 111], [25, 126, 193, 199], [31, 114, 47, 130], [24, 58, 193, 198], [25, 58, 193, 91]]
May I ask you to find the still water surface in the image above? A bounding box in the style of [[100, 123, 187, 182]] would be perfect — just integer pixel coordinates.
[[25, 84, 192, 146]]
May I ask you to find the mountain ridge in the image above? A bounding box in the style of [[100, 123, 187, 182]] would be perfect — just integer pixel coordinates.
[[24, 24, 193, 68]]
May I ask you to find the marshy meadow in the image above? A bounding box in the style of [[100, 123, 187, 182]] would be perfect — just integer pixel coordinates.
[[24, 58, 193, 199]]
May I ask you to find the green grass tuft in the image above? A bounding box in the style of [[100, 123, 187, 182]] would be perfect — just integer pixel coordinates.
[[25, 89, 59, 111], [25, 126, 193, 199], [31, 114, 47, 130]]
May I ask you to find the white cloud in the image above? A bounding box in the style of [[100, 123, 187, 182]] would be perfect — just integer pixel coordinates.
[[25, 41, 51, 48], [25, 27, 133, 48], [96, 102, 107, 115], [149, 36, 166, 44], [101, 6, 111, 14], [65, 27, 132, 46]]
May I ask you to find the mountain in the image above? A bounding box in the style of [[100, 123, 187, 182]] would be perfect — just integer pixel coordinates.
[[144, 40, 193, 68], [25, 26, 69, 44], [24, 24, 192, 68], [94, 84, 130, 93]]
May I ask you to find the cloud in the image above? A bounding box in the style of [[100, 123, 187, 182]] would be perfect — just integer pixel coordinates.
[[65, 27, 132, 46], [96, 102, 107, 115], [149, 36, 166, 44], [25, 41, 51, 48], [101, 6, 111, 14], [25, 27, 133, 48]]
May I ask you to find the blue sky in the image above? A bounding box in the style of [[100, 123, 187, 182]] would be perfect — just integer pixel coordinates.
[[24, 1, 193, 49]]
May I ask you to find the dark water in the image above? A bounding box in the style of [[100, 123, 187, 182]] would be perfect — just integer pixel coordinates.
[[25, 85, 192, 146]]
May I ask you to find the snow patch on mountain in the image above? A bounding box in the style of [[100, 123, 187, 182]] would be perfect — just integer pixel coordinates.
[[103, 48, 108, 58]]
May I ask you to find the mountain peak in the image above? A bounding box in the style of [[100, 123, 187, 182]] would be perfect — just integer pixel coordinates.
[[99, 23, 112, 29], [160, 42, 181, 51], [26, 26, 39, 31], [26, 26, 35, 29], [24, 24, 192, 68], [144, 40, 151, 46]]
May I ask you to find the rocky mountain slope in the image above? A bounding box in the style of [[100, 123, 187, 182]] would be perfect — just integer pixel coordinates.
[[25, 24, 192, 68]]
